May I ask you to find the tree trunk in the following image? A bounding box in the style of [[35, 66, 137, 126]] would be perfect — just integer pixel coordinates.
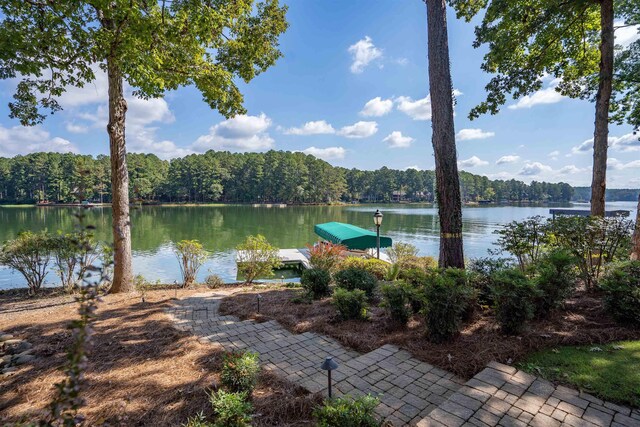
[[425, 0, 465, 269], [107, 59, 133, 293], [631, 194, 640, 261], [590, 0, 614, 217]]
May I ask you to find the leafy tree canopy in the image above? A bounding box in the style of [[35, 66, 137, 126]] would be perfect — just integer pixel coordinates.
[[0, 0, 288, 125]]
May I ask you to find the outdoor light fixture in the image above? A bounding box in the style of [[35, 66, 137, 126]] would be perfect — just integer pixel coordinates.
[[373, 209, 383, 259], [257, 294, 263, 313], [320, 356, 339, 398]]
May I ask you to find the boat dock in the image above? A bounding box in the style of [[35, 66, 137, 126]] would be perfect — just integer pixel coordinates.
[[236, 248, 311, 269]]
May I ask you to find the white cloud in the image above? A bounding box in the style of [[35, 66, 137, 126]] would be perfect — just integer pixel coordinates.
[[360, 97, 393, 117], [58, 65, 109, 108], [193, 113, 274, 152], [65, 123, 89, 134], [396, 96, 432, 121], [302, 146, 346, 161], [337, 121, 378, 138], [608, 157, 640, 170], [0, 125, 78, 157], [383, 131, 414, 148], [571, 133, 639, 154], [558, 165, 587, 174], [508, 77, 564, 110], [284, 120, 335, 135], [456, 128, 495, 141], [518, 162, 553, 176], [348, 36, 382, 73], [395, 58, 409, 66], [549, 150, 560, 160], [616, 22, 640, 48], [496, 155, 520, 165], [458, 156, 489, 168]]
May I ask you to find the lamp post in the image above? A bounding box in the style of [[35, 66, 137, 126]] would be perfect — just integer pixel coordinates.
[[320, 356, 339, 398], [373, 209, 383, 259]]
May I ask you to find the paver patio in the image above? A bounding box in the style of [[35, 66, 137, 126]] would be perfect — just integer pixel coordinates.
[[166, 291, 640, 427]]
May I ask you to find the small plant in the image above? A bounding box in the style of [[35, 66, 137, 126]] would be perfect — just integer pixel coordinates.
[[313, 394, 381, 427], [386, 242, 419, 264], [534, 249, 577, 315], [334, 268, 378, 297], [220, 351, 260, 393], [333, 288, 368, 320], [493, 216, 549, 271], [174, 240, 209, 287], [468, 257, 516, 305], [0, 230, 53, 295], [183, 412, 213, 427], [380, 282, 412, 325], [236, 235, 282, 284], [599, 261, 640, 325], [397, 255, 438, 271], [134, 274, 151, 302], [423, 269, 474, 342], [384, 263, 401, 281], [548, 216, 633, 290], [491, 269, 540, 335], [205, 274, 225, 289], [301, 268, 332, 299], [338, 257, 388, 280], [306, 241, 347, 272], [209, 390, 253, 427], [398, 267, 429, 286]]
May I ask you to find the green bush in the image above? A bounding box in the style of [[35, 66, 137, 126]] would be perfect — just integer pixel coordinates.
[[380, 282, 412, 325], [205, 274, 225, 289], [534, 250, 577, 315], [183, 412, 213, 427], [397, 267, 429, 286], [301, 268, 332, 299], [468, 257, 516, 305], [313, 394, 381, 427], [338, 257, 388, 280], [423, 269, 474, 343], [334, 268, 378, 297], [209, 390, 253, 427], [493, 216, 549, 271], [397, 255, 438, 271], [333, 288, 368, 320], [174, 239, 209, 287], [236, 235, 282, 284], [220, 351, 260, 393], [599, 261, 640, 325], [0, 230, 54, 295], [491, 269, 540, 335], [386, 242, 419, 264]]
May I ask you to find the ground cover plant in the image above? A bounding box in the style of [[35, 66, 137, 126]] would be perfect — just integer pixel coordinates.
[[313, 394, 381, 427], [520, 341, 640, 408]]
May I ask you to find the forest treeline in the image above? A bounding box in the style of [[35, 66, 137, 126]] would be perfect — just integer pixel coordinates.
[[571, 187, 640, 202], [0, 151, 576, 204]]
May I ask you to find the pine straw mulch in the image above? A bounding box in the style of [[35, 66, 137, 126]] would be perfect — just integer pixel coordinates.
[[0, 288, 320, 426], [218, 286, 640, 379]]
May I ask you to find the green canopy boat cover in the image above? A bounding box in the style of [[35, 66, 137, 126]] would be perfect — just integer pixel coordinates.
[[314, 222, 392, 250]]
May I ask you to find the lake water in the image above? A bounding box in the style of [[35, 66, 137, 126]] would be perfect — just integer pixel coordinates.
[[0, 202, 636, 289]]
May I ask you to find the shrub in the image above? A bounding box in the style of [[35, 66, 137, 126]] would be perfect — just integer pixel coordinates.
[[397, 255, 438, 272], [383, 263, 401, 281], [423, 269, 474, 342], [599, 261, 640, 325], [313, 394, 381, 427], [534, 250, 577, 315], [183, 412, 213, 427], [334, 268, 378, 297], [491, 269, 540, 335], [380, 282, 412, 325], [468, 257, 516, 305], [493, 216, 549, 271], [236, 235, 282, 284], [51, 232, 100, 293], [0, 230, 54, 295], [301, 268, 332, 299], [338, 257, 388, 280], [548, 216, 633, 291], [174, 240, 208, 287], [386, 242, 419, 264], [205, 274, 225, 289], [333, 288, 368, 320], [209, 390, 253, 427], [220, 351, 260, 393], [134, 274, 151, 302], [306, 242, 347, 272], [398, 267, 429, 286]]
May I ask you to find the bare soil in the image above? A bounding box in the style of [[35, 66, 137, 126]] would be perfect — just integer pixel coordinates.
[[219, 286, 640, 379], [0, 287, 319, 426]]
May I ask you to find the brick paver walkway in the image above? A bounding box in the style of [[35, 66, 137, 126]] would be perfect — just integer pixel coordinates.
[[166, 292, 639, 427]]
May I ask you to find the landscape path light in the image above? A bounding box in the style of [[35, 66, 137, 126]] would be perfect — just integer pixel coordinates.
[[320, 356, 339, 398], [373, 209, 383, 259], [256, 293, 262, 313]]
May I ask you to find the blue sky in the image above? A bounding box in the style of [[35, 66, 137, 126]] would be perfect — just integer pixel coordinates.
[[0, 1, 638, 187]]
